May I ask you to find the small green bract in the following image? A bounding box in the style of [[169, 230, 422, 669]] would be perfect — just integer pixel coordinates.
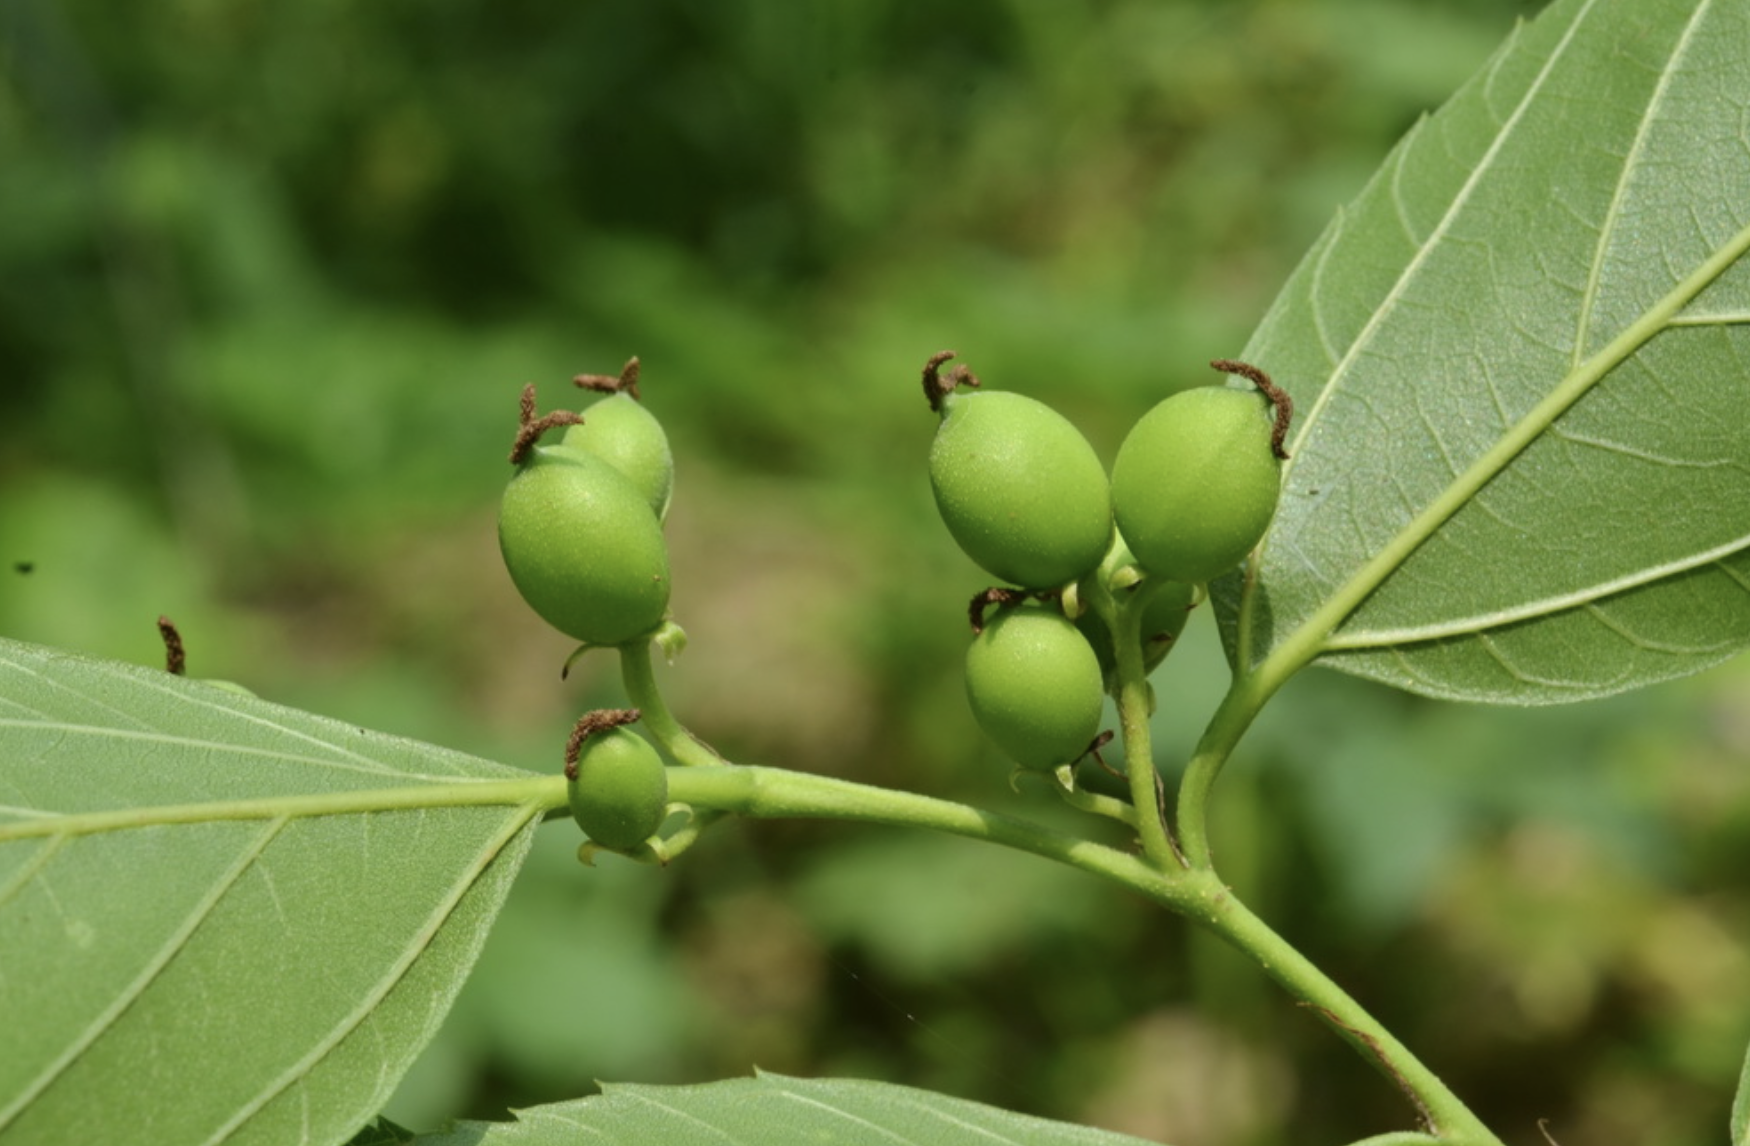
[[1111, 386, 1282, 584], [964, 603, 1104, 771], [567, 727, 669, 851], [499, 445, 671, 646], [561, 393, 674, 521], [930, 390, 1113, 590]]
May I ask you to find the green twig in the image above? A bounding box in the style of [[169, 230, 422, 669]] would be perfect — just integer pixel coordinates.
[[1181, 871, 1502, 1145], [665, 764, 1188, 904], [1053, 773, 1141, 828], [619, 638, 724, 768], [1173, 668, 1271, 870], [1089, 568, 1182, 870], [662, 764, 1499, 1142]]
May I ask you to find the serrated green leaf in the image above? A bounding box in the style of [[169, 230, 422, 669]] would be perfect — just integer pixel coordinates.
[[0, 638, 546, 1146], [1221, 0, 1750, 704], [415, 1071, 1168, 1145]]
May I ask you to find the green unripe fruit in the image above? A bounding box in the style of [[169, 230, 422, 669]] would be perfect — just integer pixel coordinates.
[[499, 445, 671, 645], [964, 604, 1104, 770], [567, 728, 669, 850], [1111, 387, 1283, 584], [929, 390, 1113, 590], [560, 394, 674, 521]]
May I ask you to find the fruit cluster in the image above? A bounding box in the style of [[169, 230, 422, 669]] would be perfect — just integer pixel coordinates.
[[494, 352, 1289, 852], [498, 359, 674, 650], [496, 360, 675, 856], [925, 351, 1289, 774]]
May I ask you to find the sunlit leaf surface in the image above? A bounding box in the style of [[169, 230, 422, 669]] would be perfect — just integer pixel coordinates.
[[1224, 0, 1750, 703], [0, 639, 542, 1146]]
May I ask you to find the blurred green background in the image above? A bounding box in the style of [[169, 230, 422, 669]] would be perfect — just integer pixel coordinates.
[[5, 1, 1750, 1143]]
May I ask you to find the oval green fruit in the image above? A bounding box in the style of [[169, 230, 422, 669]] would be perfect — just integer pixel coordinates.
[[560, 393, 674, 521], [567, 727, 669, 850], [1111, 387, 1282, 584], [498, 445, 671, 645], [965, 604, 1104, 770], [929, 390, 1112, 589]]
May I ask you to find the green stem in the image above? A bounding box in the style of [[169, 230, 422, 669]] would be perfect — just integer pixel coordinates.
[[1182, 870, 1502, 1145], [1174, 668, 1271, 870], [1089, 568, 1181, 871], [1054, 774, 1141, 829], [664, 764, 1498, 1142], [620, 639, 724, 768], [1111, 618, 1180, 870], [665, 765, 1189, 905], [1175, 558, 1307, 870]]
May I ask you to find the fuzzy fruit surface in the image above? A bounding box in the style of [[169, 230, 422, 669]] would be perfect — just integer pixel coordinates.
[[567, 728, 669, 850], [1111, 387, 1282, 584], [561, 394, 674, 521], [498, 445, 671, 646], [930, 390, 1112, 590], [965, 604, 1104, 770]]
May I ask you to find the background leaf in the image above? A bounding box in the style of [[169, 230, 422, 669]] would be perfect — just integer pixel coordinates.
[[0, 638, 542, 1146], [1224, 0, 1750, 703], [415, 1072, 1169, 1146]]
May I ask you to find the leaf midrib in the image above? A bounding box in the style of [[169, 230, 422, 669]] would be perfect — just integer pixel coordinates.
[[0, 776, 558, 843]]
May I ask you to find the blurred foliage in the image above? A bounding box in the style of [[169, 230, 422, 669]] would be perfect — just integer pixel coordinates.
[[4, 1, 1748, 1144]]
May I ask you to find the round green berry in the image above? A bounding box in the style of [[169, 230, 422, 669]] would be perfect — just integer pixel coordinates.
[[567, 727, 669, 851], [929, 390, 1113, 589], [560, 393, 674, 521], [498, 445, 671, 646], [1111, 386, 1282, 584], [964, 603, 1104, 770]]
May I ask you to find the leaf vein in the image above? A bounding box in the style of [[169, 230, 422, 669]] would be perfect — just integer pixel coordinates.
[[1324, 531, 1750, 648], [0, 817, 288, 1134], [199, 807, 539, 1146], [1574, 0, 1719, 366], [1289, 0, 1600, 481]]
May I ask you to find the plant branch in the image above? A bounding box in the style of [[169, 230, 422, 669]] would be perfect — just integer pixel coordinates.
[[664, 762, 1500, 1142], [1174, 667, 1272, 870], [619, 638, 725, 768], [1106, 585, 1183, 870], [665, 764, 1190, 904], [1182, 872, 1502, 1145]]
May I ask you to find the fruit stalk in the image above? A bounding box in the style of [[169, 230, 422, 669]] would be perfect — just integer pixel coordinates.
[[1104, 583, 1184, 871], [618, 639, 725, 769]]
